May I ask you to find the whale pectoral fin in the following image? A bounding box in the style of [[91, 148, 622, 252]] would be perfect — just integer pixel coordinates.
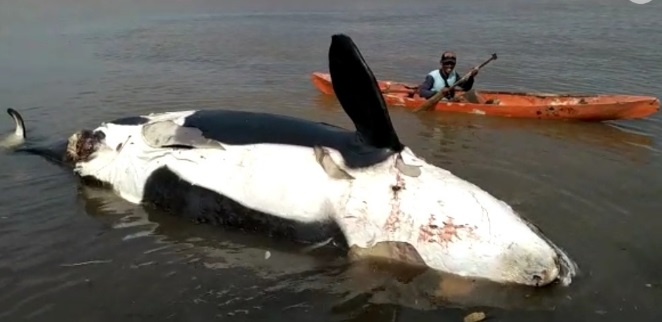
[[314, 145, 354, 180], [348, 241, 427, 266], [328, 34, 404, 153], [395, 154, 421, 177], [347, 241, 428, 282], [141, 121, 225, 150]]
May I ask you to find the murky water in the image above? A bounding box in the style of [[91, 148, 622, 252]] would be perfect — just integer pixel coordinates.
[[1, 0, 661, 320]]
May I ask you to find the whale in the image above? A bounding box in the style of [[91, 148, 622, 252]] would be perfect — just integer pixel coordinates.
[[2, 33, 577, 287]]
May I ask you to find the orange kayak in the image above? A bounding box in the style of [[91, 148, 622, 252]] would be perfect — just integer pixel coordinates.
[[310, 72, 659, 121]]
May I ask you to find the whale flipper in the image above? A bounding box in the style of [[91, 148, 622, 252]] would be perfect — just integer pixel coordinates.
[[328, 34, 404, 153], [141, 121, 226, 150], [313, 145, 354, 180]]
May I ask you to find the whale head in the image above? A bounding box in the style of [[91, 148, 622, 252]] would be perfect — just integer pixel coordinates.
[[324, 34, 577, 287], [338, 147, 576, 286]]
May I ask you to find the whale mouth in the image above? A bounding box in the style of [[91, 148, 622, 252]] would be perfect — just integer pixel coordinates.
[[65, 129, 105, 163], [548, 240, 578, 286], [520, 218, 578, 287]]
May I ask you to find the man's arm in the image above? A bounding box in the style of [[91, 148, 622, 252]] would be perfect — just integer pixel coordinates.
[[418, 75, 436, 99], [458, 69, 477, 91], [458, 76, 474, 91]]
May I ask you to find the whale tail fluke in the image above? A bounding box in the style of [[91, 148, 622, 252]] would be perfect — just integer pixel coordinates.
[[1, 108, 27, 149]]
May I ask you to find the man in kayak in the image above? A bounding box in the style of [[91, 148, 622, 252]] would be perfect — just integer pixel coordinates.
[[417, 51, 479, 102]]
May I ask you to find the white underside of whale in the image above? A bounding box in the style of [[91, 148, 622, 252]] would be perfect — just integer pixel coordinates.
[[72, 110, 577, 287]]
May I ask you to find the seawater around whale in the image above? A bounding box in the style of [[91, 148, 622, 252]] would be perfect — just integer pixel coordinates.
[[1, 33, 577, 287]]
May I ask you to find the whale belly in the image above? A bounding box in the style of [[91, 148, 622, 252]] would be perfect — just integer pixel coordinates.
[[136, 143, 347, 244]]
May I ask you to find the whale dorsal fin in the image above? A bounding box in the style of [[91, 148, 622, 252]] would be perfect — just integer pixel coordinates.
[[328, 34, 404, 153]]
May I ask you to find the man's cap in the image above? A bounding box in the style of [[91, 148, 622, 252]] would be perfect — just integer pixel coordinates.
[[440, 51, 457, 63]]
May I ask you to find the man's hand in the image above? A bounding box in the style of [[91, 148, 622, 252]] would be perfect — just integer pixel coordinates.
[[470, 67, 479, 77], [430, 87, 451, 98]]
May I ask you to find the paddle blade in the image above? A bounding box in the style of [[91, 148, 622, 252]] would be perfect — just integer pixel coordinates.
[[413, 90, 445, 112]]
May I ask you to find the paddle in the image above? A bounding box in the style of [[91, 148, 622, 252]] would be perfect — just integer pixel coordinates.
[[413, 53, 498, 112]]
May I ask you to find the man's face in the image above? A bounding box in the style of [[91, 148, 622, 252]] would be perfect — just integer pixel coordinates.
[[441, 58, 455, 74]]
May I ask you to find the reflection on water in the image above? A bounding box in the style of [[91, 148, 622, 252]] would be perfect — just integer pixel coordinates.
[[79, 185, 344, 276], [415, 112, 656, 163]]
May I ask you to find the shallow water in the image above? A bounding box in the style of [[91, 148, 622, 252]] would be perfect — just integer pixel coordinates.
[[1, 0, 661, 321]]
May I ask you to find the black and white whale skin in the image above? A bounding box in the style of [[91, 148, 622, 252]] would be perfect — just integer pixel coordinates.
[[2, 34, 577, 287]]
